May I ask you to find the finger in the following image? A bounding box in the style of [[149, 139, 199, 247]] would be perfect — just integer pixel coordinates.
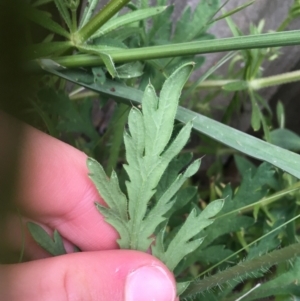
[[0, 111, 119, 252], [0, 250, 177, 301]]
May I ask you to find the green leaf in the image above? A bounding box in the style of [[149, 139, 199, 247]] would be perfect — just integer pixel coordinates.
[[270, 129, 300, 152], [42, 64, 300, 179], [176, 281, 190, 296], [115, 61, 144, 78], [250, 94, 261, 131], [38, 88, 99, 141], [276, 101, 285, 128], [153, 199, 224, 271], [88, 63, 199, 255], [27, 222, 66, 256], [100, 52, 118, 78], [91, 6, 167, 38], [79, 0, 99, 29], [92, 66, 106, 84], [23, 5, 70, 38], [182, 243, 300, 299], [231, 258, 300, 301], [53, 0, 72, 32], [87, 158, 130, 248], [172, 0, 220, 42]]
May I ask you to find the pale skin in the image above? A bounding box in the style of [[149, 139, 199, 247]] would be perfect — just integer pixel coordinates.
[[0, 111, 178, 301]]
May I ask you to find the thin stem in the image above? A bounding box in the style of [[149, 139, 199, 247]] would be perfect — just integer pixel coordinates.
[[187, 70, 300, 91], [54, 30, 300, 67], [186, 79, 238, 89], [249, 69, 300, 90], [75, 0, 131, 43]]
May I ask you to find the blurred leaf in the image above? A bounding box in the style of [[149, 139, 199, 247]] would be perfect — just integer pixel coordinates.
[[92, 66, 106, 84], [53, 0, 72, 32], [172, 0, 220, 42], [116, 61, 144, 78], [270, 129, 300, 152], [91, 6, 167, 39], [23, 5, 70, 38], [276, 101, 285, 128], [234, 155, 257, 178], [250, 96, 261, 131], [27, 222, 66, 256], [79, 0, 99, 29], [38, 88, 99, 141]]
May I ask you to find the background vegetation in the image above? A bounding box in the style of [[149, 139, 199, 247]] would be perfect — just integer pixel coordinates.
[[2, 0, 300, 300]]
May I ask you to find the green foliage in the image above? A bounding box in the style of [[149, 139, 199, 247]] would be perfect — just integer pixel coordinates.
[[20, 0, 300, 300], [88, 65, 222, 258]]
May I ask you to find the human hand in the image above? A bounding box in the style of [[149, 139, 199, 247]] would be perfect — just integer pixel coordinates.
[[0, 111, 177, 301]]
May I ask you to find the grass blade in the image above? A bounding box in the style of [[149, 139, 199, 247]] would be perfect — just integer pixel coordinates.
[[40, 65, 300, 180]]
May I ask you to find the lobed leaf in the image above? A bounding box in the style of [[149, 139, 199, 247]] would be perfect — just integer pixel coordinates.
[[27, 222, 66, 256], [153, 199, 224, 271]]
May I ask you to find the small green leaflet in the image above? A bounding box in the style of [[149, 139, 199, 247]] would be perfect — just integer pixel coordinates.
[[152, 199, 224, 271], [27, 222, 66, 256]]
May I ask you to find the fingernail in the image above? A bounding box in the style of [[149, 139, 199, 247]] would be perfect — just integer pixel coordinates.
[[125, 265, 176, 301]]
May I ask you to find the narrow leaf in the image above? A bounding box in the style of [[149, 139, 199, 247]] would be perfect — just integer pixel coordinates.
[[24, 6, 70, 38], [41, 66, 300, 179], [79, 0, 99, 29], [53, 0, 72, 32], [91, 6, 167, 38]]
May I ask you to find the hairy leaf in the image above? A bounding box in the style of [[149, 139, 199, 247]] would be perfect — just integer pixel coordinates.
[[88, 63, 199, 253]]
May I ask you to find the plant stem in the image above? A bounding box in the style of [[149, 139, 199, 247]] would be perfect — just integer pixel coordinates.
[[249, 69, 300, 90], [53, 30, 300, 67], [184, 70, 300, 91], [182, 243, 300, 298], [75, 0, 131, 43]]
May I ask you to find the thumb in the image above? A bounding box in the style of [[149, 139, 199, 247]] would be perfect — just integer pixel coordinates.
[[0, 250, 177, 301]]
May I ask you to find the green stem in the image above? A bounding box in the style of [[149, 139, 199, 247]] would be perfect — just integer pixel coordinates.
[[249, 70, 300, 90], [186, 70, 300, 91], [186, 79, 238, 89], [54, 30, 300, 67], [182, 243, 300, 298], [75, 0, 131, 43]]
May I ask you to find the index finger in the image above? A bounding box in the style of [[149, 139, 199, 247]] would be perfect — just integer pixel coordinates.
[[0, 111, 119, 253]]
